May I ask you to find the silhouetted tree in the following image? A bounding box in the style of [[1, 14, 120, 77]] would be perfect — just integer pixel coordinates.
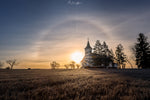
[[93, 40, 115, 67], [92, 54, 103, 66], [132, 33, 150, 68], [110, 49, 115, 62], [102, 42, 113, 66], [115, 44, 127, 69], [76, 64, 80, 69], [50, 61, 60, 69], [6, 59, 18, 69], [102, 41, 109, 56], [0, 61, 4, 69], [64, 64, 69, 69], [70, 61, 76, 69], [108, 49, 116, 67], [93, 40, 102, 55]]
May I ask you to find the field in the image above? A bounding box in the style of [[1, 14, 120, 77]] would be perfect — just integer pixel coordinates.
[[0, 69, 150, 100]]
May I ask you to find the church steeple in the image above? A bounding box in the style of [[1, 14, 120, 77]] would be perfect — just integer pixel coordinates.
[[85, 39, 92, 54], [82, 39, 93, 67], [85, 38, 92, 49]]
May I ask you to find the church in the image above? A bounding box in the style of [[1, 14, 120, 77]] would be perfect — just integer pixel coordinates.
[[81, 40, 94, 67], [81, 40, 117, 68]]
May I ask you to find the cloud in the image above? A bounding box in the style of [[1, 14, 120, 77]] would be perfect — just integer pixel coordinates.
[[67, 0, 82, 6]]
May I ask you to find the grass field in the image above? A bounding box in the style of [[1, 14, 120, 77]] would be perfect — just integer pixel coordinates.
[[0, 69, 150, 100]]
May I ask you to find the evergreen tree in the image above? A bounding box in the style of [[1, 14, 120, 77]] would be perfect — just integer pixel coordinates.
[[93, 40, 102, 55], [115, 44, 126, 69], [102, 42, 114, 66], [93, 40, 115, 67], [109, 49, 115, 66], [102, 41, 110, 56], [133, 33, 150, 68], [110, 49, 115, 59]]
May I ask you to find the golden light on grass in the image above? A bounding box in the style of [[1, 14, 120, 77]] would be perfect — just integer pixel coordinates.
[[71, 51, 84, 63]]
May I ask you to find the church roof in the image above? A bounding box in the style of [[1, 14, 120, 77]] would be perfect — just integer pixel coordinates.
[[85, 40, 92, 49]]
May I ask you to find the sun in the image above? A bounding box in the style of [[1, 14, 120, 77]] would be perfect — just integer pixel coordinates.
[[71, 52, 84, 63]]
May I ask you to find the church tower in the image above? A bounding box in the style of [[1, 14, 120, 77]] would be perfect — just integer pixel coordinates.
[[85, 40, 92, 55], [81, 39, 93, 67]]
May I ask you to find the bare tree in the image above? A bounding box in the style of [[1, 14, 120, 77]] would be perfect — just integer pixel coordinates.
[[50, 61, 60, 69], [70, 61, 76, 69], [64, 64, 69, 69], [0, 61, 4, 69], [76, 64, 80, 69], [6, 59, 18, 69]]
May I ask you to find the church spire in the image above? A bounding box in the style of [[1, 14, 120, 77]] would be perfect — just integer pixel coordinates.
[[85, 38, 92, 49]]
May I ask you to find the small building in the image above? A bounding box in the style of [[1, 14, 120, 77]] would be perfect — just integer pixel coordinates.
[[81, 40, 117, 68]]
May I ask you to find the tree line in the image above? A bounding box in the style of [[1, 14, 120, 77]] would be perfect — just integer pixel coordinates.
[[50, 61, 81, 69], [92, 33, 150, 69], [91, 39, 126, 68]]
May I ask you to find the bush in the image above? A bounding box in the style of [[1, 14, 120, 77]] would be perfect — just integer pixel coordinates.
[[27, 68, 31, 70], [5, 67, 10, 70]]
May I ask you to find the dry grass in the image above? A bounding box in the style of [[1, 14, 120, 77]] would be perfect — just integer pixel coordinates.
[[0, 69, 150, 100]]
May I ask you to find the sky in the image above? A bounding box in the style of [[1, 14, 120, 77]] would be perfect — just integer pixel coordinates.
[[0, 0, 150, 69]]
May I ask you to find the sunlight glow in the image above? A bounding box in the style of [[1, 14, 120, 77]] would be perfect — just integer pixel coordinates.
[[71, 52, 84, 63]]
